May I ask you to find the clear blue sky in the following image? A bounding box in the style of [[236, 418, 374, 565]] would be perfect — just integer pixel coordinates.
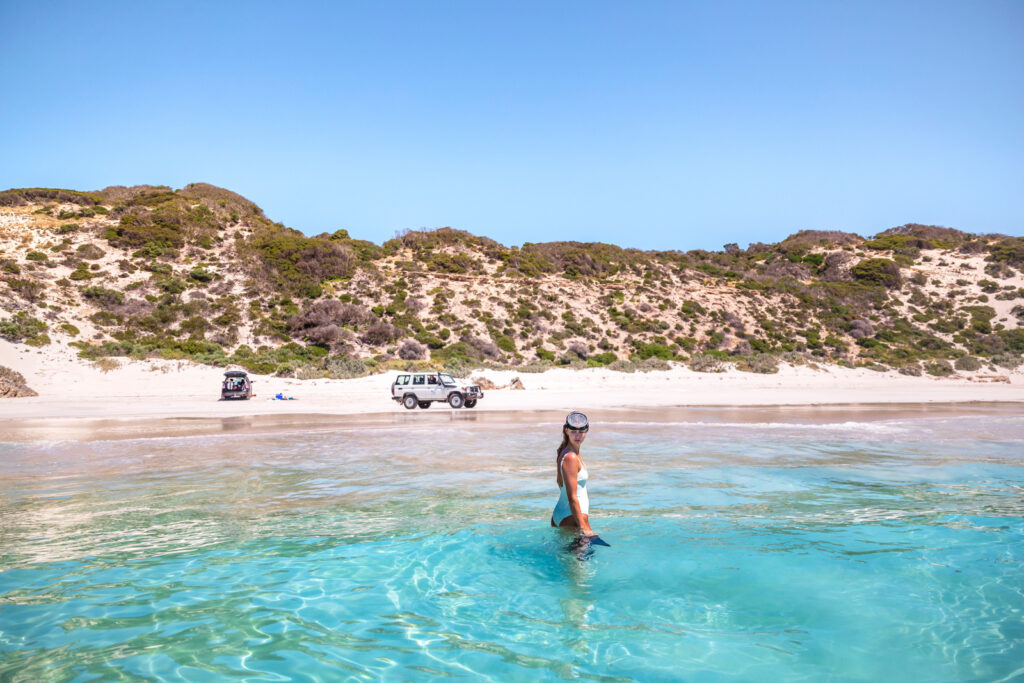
[[1, 1, 1021, 251]]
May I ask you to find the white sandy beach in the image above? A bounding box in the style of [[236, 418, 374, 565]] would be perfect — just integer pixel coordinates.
[[3, 339, 1023, 427]]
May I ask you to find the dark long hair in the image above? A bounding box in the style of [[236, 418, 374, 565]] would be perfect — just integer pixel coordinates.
[[556, 426, 571, 459]]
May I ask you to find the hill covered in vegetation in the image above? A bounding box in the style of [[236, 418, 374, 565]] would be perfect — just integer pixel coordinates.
[[2, 183, 1023, 379]]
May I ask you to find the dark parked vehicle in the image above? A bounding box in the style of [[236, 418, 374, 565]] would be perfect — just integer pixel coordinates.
[[221, 370, 253, 400]]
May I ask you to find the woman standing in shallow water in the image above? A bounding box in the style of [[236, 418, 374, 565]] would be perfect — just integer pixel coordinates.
[[551, 412, 597, 536]]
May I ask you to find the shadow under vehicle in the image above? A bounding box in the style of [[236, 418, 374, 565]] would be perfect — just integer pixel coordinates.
[[221, 370, 253, 400]]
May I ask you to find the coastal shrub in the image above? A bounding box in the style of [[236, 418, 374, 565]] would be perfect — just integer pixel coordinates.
[[961, 305, 996, 334], [689, 353, 724, 373], [76, 243, 105, 260], [567, 341, 588, 360], [5, 278, 45, 302], [275, 362, 297, 377], [442, 357, 472, 378], [462, 335, 502, 361], [607, 359, 637, 373], [992, 352, 1022, 369], [517, 362, 553, 373], [423, 251, 481, 274], [847, 319, 874, 338], [398, 339, 427, 360], [0, 312, 48, 344], [82, 285, 124, 309], [632, 342, 674, 361], [850, 258, 902, 288], [59, 323, 80, 336], [587, 351, 617, 367], [106, 211, 186, 252], [0, 364, 31, 388], [190, 267, 214, 282], [361, 321, 400, 345], [737, 353, 779, 374], [302, 324, 342, 347], [295, 365, 326, 380], [924, 360, 954, 377], [90, 311, 122, 327], [93, 358, 121, 373], [26, 250, 48, 262], [153, 277, 186, 294], [535, 348, 556, 362], [245, 227, 356, 297], [986, 237, 1024, 268], [953, 356, 982, 371], [635, 357, 670, 372], [490, 331, 517, 354], [898, 364, 923, 376]]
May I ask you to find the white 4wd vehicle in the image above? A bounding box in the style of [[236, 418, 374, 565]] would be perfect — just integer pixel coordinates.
[[391, 371, 484, 409]]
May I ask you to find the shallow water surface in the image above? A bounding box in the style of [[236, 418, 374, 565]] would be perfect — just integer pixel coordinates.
[[1, 412, 1022, 681]]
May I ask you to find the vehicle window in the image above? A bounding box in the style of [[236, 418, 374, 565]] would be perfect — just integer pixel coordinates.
[[413, 375, 425, 385], [427, 376, 437, 384], [397, 375, 409, 385], [440, 373, 456, 386]]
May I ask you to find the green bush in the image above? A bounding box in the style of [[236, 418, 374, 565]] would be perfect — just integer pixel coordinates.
[[82, 285, 124, 308], [850, 258, 902, 288], [0, 312, 48, 344], [631, 342, 674, 361], [76, 243, 105, 260], [25, 250, 48, 262], [924, 360, 954, 376], [324, 355, 369, 378], [69, 265, 94, 280], [190, 267, 214, 282], [156, 277, 187, 294], [535, 348, 556, 362], [5, 278, 45, 302], [587, 351, 617, 366], [25, 333, 50, 347]]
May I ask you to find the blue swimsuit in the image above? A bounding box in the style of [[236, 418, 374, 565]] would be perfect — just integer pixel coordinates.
[[552, 451, 589, 526]]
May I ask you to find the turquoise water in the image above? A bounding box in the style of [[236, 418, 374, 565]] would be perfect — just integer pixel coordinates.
[[1, 412, 1022, 681]]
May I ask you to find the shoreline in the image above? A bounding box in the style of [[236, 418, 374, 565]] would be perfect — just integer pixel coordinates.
[[3, 340, 1023, 441], [2, 401, 1021, 443]]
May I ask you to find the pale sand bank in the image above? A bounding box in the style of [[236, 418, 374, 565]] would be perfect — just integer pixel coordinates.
[[3, 340, 1023, 441]]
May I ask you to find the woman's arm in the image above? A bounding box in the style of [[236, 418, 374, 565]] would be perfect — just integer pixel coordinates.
[[561, 452, 595, 535]]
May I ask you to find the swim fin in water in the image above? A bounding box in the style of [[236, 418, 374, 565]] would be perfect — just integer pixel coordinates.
[[566, 535, 611, 554]]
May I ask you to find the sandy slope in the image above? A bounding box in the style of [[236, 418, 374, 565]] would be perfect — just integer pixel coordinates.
[[2, 340, 1022, 428]]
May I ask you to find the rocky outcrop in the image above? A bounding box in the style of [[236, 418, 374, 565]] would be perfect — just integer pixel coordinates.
[[472, 376, 497, 390]]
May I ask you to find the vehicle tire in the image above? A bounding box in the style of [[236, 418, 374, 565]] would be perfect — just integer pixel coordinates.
[[403, 395, 418, 410], [464, 399, 477, 408], [448, 393, 464, 409], [418, 401, 431, 409]]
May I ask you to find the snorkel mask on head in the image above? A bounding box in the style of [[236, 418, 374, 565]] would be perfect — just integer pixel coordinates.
[[565, 411, 590, 433]]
